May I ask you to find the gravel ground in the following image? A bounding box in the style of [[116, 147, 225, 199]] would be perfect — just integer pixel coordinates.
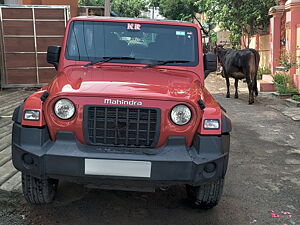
[[0, 73, 299, 225]]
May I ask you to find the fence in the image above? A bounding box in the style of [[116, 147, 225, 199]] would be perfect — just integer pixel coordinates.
[[0, 5, 69, 88]]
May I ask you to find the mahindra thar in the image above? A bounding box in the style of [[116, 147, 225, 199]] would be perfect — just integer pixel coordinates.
[[12, 17, 231, 209]]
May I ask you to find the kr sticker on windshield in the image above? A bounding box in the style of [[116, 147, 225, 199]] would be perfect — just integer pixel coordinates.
[[127, 23, 141, 31]]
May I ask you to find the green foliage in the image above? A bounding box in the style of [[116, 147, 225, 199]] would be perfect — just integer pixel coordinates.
[[78, 0, 104, 6], [149, 0, 160, 7], [273, 73, 298, 94], [196, 0, 276, 48], [159, 0, 198, 21], [278, 51, 300, 71], [111, 0, 148, 17], [157, 0, 276, 48], [292, 95, 300, 102], [257, 67, 271, 80]]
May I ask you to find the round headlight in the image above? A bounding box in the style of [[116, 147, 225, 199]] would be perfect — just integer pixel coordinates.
[[171, 104, 192, 125], [54, 99, 75, 120]]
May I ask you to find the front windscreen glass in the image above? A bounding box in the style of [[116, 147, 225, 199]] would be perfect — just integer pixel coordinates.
[[66, 21, 199, 66]]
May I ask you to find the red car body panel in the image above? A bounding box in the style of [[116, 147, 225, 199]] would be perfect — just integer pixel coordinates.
[[21, 17, 222, 147]]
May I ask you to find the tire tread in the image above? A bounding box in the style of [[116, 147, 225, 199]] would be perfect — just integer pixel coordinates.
[[187, 179, 224, 209], [22, 173, 58, 204]]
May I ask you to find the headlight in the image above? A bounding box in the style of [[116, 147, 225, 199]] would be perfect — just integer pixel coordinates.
[[171, 104, 192, 125], [54, 99, 75, 120], [204, 119, 220, 129], [24, 110, 40, 121]]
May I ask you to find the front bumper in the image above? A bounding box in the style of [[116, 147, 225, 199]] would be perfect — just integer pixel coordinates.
[[12, 123, 229, 187]]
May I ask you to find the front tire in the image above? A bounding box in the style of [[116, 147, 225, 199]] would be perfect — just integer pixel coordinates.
[[186, 178, 224, 209], [22, 173, 58, 204]]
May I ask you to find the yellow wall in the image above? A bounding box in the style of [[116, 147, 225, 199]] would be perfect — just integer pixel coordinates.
[[249, 35, 270, 69], [259, 35, 270, 69], [249, 36, 256, 49]]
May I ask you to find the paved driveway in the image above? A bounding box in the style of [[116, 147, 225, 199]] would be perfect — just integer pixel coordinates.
[[0, 75, 299, 225], [0, 90, 32, 193]]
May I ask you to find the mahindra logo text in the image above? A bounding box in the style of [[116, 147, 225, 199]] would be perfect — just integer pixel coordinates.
[[104, 99, 143, 106]]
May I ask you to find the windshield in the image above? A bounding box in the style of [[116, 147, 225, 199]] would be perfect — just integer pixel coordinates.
[[66, 20, 199, 66]]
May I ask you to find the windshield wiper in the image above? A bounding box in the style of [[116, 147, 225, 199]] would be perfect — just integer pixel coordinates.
[[143, 60, 191, 69], [84, 57, 136, 67]]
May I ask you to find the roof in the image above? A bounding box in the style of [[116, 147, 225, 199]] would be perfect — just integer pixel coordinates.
[[74, 16, 195, 25]]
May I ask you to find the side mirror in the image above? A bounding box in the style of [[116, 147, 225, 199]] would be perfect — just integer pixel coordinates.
[[204, 53, 217, 79], [47, 46, 61, 70]]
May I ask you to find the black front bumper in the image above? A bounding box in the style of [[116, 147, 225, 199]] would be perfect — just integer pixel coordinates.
[[12, 123, 230, 187]]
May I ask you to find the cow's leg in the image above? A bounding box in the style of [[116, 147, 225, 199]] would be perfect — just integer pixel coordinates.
[[244, 72, 255, 104], [254, 79, 258, 97], [246, 79, 255, 104], [225, 76, 230, 98], [234, 79, 239, 98]]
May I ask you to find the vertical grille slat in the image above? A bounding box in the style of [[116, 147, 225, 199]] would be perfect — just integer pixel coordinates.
[[86, 106, 159, 148], [125, 108, 129, 146], [136, 109, 140, 146], [147, 110, 151, 146], [104, 107, 108, 144], [93, 108, 97, 143], [115, 108, 118, 145]]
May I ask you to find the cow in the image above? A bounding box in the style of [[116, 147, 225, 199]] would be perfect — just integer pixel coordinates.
[[214, 46, 260, 104]]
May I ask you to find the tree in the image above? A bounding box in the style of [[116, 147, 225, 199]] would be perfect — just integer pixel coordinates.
[[111, 0, 148, 17], [78, 0, 104, 6], [159, 0, 198, 21], [149, 0, 160, 7], [158, 0, 276, 48], [197, 0, 276, 47]]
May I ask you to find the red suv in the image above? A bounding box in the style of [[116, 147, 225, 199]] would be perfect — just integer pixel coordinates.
[[12, 17, 231, 209]]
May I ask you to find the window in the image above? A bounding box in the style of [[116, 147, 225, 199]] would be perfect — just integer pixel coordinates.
[[66, 21, 199, 66]]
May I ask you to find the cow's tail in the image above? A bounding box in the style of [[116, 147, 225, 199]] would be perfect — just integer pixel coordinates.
[[249, 48, 260, 73], [249, 48, 260, 96]]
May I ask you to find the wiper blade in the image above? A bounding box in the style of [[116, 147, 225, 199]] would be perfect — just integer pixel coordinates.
[[143, 60, 191, 68], [84, 57, 136, 67]]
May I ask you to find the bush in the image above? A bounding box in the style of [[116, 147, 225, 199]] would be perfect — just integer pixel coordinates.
[[273, 73, 298, 94], [257, 67, 271, 80], [292, 95, 300, 102], [278, 51, 300, 71]]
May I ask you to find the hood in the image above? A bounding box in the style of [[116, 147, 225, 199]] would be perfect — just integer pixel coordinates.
[[48, 65, 203, 102]]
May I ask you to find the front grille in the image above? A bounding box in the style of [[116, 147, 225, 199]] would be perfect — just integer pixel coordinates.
[[85, 106, 160, 148]]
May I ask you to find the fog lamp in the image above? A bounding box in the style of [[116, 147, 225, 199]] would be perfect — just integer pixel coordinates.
[[204, 119, 220, 129], [24, 110, 40, 121]]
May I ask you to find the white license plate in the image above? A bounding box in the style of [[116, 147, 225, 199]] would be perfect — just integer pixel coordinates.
[[85, 159, 152, 178]]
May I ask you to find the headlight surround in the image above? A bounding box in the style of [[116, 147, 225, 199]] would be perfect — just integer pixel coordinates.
[[170, 104, 192, 125], [203, 119, 220, 129], [24, 110, 40, 121], [54, 99, 75, 120]]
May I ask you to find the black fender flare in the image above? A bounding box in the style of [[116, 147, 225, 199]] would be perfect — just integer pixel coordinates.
[[221, 112, 232, 134], [12, 103, 24, 124]]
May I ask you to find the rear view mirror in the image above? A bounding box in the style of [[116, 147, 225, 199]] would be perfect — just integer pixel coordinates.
[[47, 46, 61, 70], [204, 53, 217, 79]]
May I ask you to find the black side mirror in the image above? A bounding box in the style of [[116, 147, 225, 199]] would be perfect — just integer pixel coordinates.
[[204, 53, 217, 79], [47, 46, 61, 70]]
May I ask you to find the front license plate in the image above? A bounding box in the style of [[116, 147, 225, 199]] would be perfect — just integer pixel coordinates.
[[85, 159, 152, 178]]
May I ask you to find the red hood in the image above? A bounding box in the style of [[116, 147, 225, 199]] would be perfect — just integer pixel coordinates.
[[48, 65, 204, 103]]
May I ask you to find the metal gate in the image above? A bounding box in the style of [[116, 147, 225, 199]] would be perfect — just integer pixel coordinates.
[[0, 5, 70, 88]]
